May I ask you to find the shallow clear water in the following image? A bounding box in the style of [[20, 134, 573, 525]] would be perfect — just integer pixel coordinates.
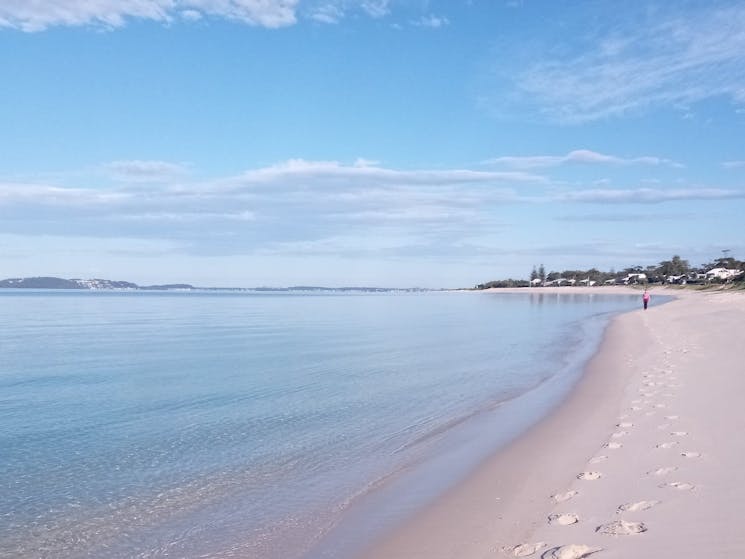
[[0, 290, 640, 558]]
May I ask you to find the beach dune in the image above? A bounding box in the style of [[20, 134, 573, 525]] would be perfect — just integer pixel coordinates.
[[358, 288, 745, 558]]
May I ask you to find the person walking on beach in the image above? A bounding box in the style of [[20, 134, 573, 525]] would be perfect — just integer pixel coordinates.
[[643, 289, 650, 310]]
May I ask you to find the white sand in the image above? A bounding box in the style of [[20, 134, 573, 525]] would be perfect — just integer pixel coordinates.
[[358, 287, 745, 558]]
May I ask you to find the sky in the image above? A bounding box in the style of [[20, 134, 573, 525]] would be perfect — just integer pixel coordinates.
[[1, 0, 744, 287]]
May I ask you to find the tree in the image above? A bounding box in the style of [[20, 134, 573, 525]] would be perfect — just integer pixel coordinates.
[[538, 264, 546, 283], [530, 266, 538, 281]]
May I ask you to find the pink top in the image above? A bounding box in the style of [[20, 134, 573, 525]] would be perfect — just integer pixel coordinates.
[[643, 292, 650, 302]]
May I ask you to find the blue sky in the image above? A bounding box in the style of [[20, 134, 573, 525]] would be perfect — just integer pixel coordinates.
[[1, 0, 744, 287]]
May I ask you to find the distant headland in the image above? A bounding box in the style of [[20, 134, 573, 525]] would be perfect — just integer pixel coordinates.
[[0, 277, 427, 293]]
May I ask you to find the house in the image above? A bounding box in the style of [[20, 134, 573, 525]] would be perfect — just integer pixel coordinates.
[[623, 273, 647, 285], [530, 278, 543, 286], [705, 268, 744, 281], [604, 278, 616, 285], [579, 279, 597, 286]]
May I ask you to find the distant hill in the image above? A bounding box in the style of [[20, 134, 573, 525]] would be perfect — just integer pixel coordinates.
[[0, 277, 85, 289], [0, 277, 426, 292], [0, 277, 193, 290]]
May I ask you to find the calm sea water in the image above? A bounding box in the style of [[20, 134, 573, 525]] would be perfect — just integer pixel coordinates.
[[0, 290, 641, 559]]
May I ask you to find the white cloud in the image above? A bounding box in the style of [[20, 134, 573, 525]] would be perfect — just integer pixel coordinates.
[[506, 4, 745, 122], [0, 0, 449, 30], [4, 158, 744, 286], [412, 14, 449, 28], [309, 3, 344, 24], [0, 182, 130, 206], [0, 159, 532, 256], [486, 149, 682, 169], [722, 160, 745, 169], [180, 9, 203, 21], [359, 0, 390, 18], [0, 0, 300, 31], [224, 158, 545, 190], [105, 160, 191, 182], [557, 187, 745, 204], [116, 210, 255, 221]]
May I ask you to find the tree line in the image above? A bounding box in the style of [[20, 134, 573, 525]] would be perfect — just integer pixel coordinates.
[[476, 254, 745, 289]]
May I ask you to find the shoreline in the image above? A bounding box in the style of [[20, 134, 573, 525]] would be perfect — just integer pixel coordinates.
[[356, 287, 745, 558]]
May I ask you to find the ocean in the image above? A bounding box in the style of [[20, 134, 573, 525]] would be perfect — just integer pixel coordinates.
[[0, 290, 641, 559]]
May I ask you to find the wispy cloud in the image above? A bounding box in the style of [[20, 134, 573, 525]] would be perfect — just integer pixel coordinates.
[[0, 182, 130, 206], [359, 0, 390, 19], [485, 149, 682, 169], [309, 3, 345, 24], [722, 160, 745, 169], [227, 158, 545, 187], [0, 159, 532, 258], [503, 4, 745, 122], [105, 160, 191, 182], [556, 187, 745, 204], [0, 0, 402, 31], [554, 211, 693, 223], [412, 14, 449, 28]]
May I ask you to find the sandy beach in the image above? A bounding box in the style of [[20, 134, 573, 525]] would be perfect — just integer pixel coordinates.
[[358, 287, 745, 559]]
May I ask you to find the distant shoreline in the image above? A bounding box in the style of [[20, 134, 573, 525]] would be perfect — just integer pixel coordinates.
[[0, 276, 431, 292]]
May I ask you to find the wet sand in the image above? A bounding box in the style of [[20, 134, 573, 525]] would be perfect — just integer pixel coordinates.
[[357, 287, 745, 558]]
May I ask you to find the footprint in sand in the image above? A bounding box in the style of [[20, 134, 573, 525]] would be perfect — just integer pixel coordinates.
[[653, 403, 667, 409], [552, 490, 578, 503], [657, 423, 671, 430], [656, 441, 679, 449], [647, 466, 678, 476], [590, 455, 608, 464], [596, 519, 647, 535], [617, 500, 659, 513], [630, 406, 642, 411], [664, 415, 679, 420], [659, 481, 694, 491], [670, 431, 688, 437], [617, 422, 633, 428], [604, 442, 623, 449], [508, 542, 547, 557], [577, 471, 602, 481], [681, 451, 701, 458], [611, 431, 628, 439], [541, 544, 602, 559], [549, 513, 579, 526], [631, 399, 643, 404], [645, 411, 656, 416]]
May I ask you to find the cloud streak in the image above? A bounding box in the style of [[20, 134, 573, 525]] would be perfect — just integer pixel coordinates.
[[722, 160, 745, 169], [105, 160, 191, 182], [0, 0, 409, 31], [556, 187, 745, 204], [504, 3, 745, 122], [486, 149, 682, 169], [2, 158, 743, 284]]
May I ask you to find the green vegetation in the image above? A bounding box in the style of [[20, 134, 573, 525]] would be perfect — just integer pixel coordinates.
[[476, 254, 745, 289]]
